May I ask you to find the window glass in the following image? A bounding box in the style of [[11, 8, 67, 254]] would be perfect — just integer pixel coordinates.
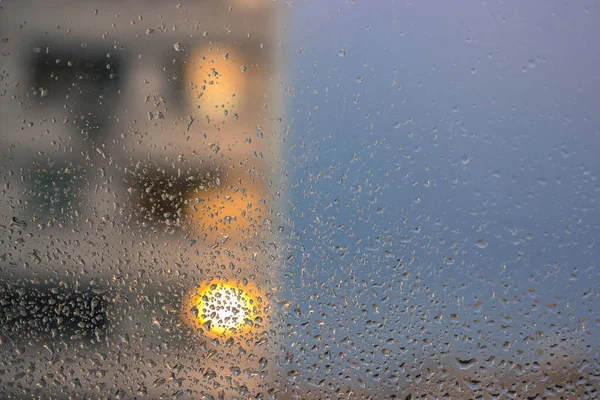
[[0, 1, 598, 398]]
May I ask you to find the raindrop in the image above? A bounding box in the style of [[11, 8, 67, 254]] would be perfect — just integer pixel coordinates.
[[10, 216, 27, 228], [537, 178, 548, 187], [456, 358, 477, 370], [202, 320, 212, 331], [443, 257, 455, 265], [475, 239, 488, 248]]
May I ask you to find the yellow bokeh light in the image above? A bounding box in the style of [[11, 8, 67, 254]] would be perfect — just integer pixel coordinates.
[[183, 182, 268, 239], [184, 44, 248, 121], [182, 280, 264, 338]]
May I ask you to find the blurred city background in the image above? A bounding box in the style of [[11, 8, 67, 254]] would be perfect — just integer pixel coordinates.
[[0, 0, 599, 398]]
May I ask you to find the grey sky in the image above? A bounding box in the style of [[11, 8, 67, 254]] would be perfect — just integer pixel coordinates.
[[282, 0, 600, 388]]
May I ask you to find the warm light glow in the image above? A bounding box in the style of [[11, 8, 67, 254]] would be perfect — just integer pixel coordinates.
[[183, 182, 268, 239], [184, 44, 248, 121], [182, 280, 264, 338]]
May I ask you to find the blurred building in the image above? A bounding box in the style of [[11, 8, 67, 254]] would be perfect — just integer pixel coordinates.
[[0, 0, 287, 397]]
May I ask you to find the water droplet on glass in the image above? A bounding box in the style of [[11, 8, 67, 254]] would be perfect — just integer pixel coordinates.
[[537, 178, 548, 187], [456, 358, 477, 370], [475, 239, 488, 249]]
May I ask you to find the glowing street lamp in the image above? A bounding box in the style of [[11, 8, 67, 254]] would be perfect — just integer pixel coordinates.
[[182, 280, 267, 339]]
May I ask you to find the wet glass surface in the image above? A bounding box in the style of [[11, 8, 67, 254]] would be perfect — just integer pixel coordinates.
[[0, 1, 599, 398]]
